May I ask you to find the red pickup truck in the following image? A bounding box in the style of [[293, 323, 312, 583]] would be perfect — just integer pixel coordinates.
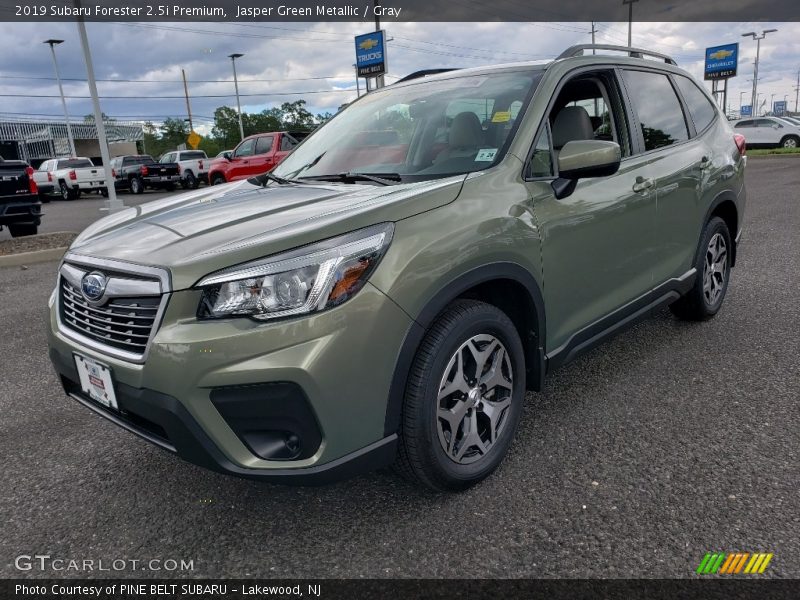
[[207, 131, 309, 185]]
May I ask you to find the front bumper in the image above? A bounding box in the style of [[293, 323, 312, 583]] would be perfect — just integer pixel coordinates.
[[0, 197, 42, 224], [47, 279, 412, 483]]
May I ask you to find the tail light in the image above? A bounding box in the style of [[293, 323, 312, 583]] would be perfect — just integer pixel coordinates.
[[198, 160, 204, 170], [112, 168, 117, 178], [47, 172, 53, 182], [734, 134, 746, 156], [26, 166, 38, 194], [68, 169, 77, 180], [140, 165, 149, 176]]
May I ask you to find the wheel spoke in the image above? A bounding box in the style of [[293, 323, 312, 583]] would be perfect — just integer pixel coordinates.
[[438, 351, 469, 400], [479, 346, 512, 395], [482, 396, 511, 444]]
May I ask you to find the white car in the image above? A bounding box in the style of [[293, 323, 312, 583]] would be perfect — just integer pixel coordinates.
[[158, 150, 208, 189], [34, 157, 108, 201], [732, 117, 800, 148]]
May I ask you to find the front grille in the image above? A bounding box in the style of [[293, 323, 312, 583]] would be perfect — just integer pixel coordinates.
[[59, 278, 161, 356]]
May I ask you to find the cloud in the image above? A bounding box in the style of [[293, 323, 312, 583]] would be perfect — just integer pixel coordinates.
[[1, 20, 798, 124]]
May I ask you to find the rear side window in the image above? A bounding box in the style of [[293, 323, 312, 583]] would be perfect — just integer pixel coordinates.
[[180, 151, 206, 160], [674, 75, 718, 133], [255, 136, 274, 154], [621, 70, 689, 152], [734, 120, 754, 128]]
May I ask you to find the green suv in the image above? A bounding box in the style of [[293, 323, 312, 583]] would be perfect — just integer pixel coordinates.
[[47, 45, 746, 491]]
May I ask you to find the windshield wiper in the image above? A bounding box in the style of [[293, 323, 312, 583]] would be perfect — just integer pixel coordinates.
[[300, 172, 402, 186], [252, 172, 307, 187]]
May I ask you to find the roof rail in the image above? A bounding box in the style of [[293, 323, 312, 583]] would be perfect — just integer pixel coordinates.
[[395, 68, 460, 83], [556, 44, 677, 65]]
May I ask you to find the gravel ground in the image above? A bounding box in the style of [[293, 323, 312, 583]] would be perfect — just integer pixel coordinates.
[[0, 158, 797, 579], [0, 232, 76, 256]]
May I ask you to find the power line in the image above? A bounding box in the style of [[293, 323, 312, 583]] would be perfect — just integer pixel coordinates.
[[0, 90, 354, 99]]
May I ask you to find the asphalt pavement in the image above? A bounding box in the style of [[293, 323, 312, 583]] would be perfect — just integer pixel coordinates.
[[0, 157, 798, 579], [0, 189, 174, 241]]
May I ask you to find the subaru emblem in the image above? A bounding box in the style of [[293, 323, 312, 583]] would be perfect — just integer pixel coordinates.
[[81, 272, 107, 301]]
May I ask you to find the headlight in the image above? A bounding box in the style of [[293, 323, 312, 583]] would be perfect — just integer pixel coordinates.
[[196, 223, 394, 321]]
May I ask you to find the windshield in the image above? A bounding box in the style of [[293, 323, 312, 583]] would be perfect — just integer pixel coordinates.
[[273, 71, 541, 182]]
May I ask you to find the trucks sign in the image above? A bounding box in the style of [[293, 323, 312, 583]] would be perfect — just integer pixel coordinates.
[[355, 30, 387, 78], [704, 43, 738, 80]]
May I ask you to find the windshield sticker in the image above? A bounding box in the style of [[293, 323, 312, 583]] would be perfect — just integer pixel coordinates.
[[475, 148, 498, 162], [492, 111, 511, 123]]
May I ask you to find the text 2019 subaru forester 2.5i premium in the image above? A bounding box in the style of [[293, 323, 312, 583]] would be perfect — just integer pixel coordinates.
[[48, 45, 746, 491]]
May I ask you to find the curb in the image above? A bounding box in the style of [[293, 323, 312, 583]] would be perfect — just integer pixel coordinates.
[[0, 247, 67, 268]]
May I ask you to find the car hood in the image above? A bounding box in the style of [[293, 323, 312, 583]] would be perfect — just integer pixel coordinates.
[[68, 176, 466, 290]]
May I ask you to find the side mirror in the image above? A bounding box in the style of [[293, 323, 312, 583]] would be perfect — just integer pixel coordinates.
[[223, 152, 232, 161], [552, 140, 621, 199]]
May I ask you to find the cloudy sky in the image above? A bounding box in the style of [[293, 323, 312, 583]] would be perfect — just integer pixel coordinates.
[[0, 20, 798, 135]]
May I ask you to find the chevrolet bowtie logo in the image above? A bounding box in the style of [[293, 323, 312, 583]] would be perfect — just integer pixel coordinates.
[[359, 38, 379, 51]]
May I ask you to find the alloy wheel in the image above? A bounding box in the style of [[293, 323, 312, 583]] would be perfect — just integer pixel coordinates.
[[436, 334, 513, 465], [784, 137, 798, 148], [703, 232, 727, 306]]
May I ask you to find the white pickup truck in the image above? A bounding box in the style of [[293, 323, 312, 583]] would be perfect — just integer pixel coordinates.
[[158, 150, 208, 189], [34, 157, 108, 201]]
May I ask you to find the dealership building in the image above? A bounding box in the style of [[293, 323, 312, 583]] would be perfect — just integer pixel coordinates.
[[0, 116, 143, 167]]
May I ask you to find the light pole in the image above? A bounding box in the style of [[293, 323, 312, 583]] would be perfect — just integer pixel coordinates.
[[228, 53, 245, 142], [739, 91, 746, 114], [742, 29, 778, 121], [771, 93, 776, 114], [44, 39, 76, 157], [623, 0, 640, 47], [755, 93, 762, 116]]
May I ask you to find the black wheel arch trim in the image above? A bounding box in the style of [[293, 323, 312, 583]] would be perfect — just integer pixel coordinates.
[[383, 262, 546, 437], [700, 190, 740, 268]]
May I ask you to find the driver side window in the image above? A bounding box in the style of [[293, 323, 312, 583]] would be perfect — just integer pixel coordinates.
[[234, 139, 256, 158]]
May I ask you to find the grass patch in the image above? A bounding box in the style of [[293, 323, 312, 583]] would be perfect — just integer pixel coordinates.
[[748, 147, 800, 156]]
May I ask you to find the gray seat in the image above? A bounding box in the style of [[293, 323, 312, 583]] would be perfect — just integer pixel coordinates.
[[552, 106, 595, 150], [434, 112, 484, 163]]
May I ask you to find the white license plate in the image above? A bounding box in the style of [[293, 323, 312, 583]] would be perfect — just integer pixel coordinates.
[[74, 354, 118, 410], [161, 176, 170, 181]]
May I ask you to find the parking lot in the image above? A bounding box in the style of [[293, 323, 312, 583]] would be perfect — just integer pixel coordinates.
[[0, 157, 798, 578]]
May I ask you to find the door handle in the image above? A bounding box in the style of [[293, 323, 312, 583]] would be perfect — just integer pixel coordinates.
[[632, 176, 654, 193]]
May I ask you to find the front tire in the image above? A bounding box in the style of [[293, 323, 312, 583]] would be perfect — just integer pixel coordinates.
[[670, 216, 732, 321], [210, 173, 226, 186], [395, 300, 526, 492]]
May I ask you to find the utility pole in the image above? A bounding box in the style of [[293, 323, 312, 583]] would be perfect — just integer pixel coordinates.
[[590, 22, 597, 52], [228, 53, 245, 141], [181, 69, 193, 133], [623, 0, 639, 47], [794, 67, 799, 113], [373, 0, 384, 89], [742, 29, 778, 121], [74, 0, 120, 211], [44, 39, 76, 157], [354, 64, 361, 97]]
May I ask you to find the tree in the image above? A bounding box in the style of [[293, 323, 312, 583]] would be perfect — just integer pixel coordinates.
[[159, 117, 189, 149]]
